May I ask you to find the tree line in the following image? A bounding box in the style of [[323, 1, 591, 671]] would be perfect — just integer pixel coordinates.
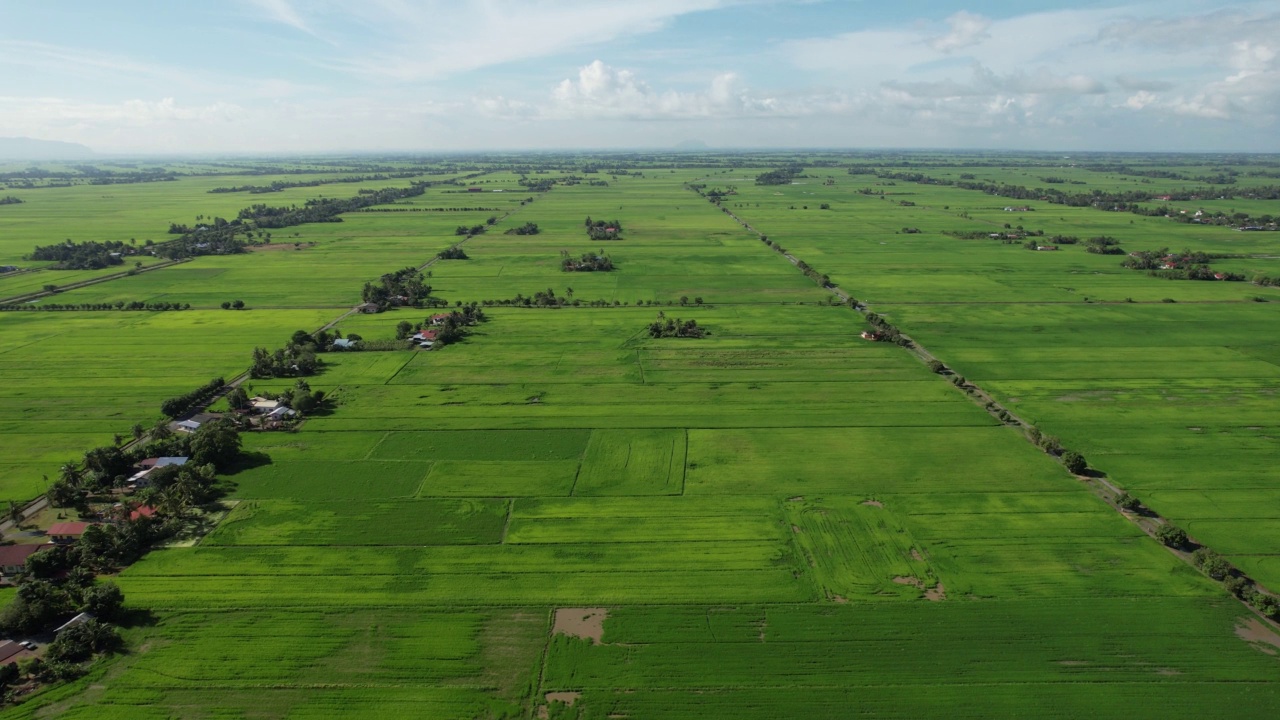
[[160, 377, 226, 419], [207, 171, 423, 194], [1, 300, 190, 312]]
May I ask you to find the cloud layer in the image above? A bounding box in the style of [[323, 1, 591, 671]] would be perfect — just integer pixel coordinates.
[[0, 2, 1275, 152]]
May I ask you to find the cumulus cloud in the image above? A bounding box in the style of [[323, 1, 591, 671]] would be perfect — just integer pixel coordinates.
[[886, 65, 1106, 99], [928, 11, 992, 53], [543, 60, 790, 119]]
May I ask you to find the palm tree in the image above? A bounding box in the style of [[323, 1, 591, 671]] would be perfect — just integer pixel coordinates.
[[59, 462, 83, 487]]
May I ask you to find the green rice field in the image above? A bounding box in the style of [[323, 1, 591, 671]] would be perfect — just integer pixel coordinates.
[[1, 154, 1279, 718]]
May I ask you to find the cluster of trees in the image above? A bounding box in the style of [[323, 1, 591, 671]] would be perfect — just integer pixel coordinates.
[[561, 252, 614, 272], [647, 315, 707, 339], [220, 300, 246, 310], [454, 224, 487, 236], [0, 196, 21, 205], [397, 307, 485, 345], [160, 377, 225, 419], [518, 177, 556, 192], [27, 239, 139, 270], [1252, 274, 1280, 287], [863, 312, 910, 347], [437, 247, 469, 260], [361, 267, 440, 310], [230, 379, 325, 415], [755, 165, 803, 185], [356, 206, 500, 213], [1146, 525, 1280, 621], [46, 420, 240, 510], [584, 217, 623, 240], [505, 222, 540, 236], [1121, 248, 1244, 281], [1085, 236, 1125, 255], [208, 172, 422, 194], [793, 258, 832, 288], [250, 338, 320, 378], [1, 300, 190, 313]]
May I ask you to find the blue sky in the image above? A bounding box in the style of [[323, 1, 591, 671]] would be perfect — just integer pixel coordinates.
[[1, 0, 1277, 153]]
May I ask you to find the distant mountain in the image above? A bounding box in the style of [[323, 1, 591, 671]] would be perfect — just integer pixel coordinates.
[[0, 137, 94, 161]]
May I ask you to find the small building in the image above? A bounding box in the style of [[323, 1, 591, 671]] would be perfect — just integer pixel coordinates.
[[467, 187, 483, 192], [412, 330, 438, 342], [428, 314, 451, 326], [1036, 246, 1058, 251], [860, 331, 881, 341], [251, 398, 282, 412], [331, 338, 357, 350], [0, 544, 44, 575], [47, 522, 91, 543], [174, 419, 202, 433], [129, 505, 157, 522], [265, 406, 297, 421], [140, 456, 188, 470], [1214, 272, 1227, 280], [356, 302, 380, 314], [56, 612, 93, 634]]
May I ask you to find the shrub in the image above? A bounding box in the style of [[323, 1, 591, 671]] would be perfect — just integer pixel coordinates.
[[1061, 450, 1087, 475], [1156, 524, 1188, 549]]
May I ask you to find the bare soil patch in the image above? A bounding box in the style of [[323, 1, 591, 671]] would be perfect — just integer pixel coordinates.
[[791, 524, 802, 534], [786, 496, 804, 502], [861, 500, 884, 508], [546, 692, 581, 706], [910, 548, 924, 562], [553, 608, 607, 644], [925, 583, 947, 602], [1236, 617, 1280, 655]]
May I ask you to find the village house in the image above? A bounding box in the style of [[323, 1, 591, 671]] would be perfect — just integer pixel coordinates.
[[0, 544, 44, 576], [1036, 246, 1059, 251], [174, 419, 202, 433], [331, 338, 357, 350], [251, 397, 282, 413], [140, 456, 188, 470], [129, 505, 157, 521], [47, 522, 91, 543], [356, 302, 379, 314], [860, 331, 881, 341], [428, 314, 451, 326]]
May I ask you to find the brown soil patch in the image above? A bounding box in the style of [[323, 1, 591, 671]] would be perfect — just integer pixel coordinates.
[[1058, 660, 1088, 667], [1157, 668, 1182, 676], [786, 496, 804, 502], [553, 608, 607, 644], [925, 583, 947, 602], [791, 525, 802, 534], [893, 576, 924, 589], [831, 594, 849, 604], [546, 692, 581, 706], [861, 500, 884, 508], [910, 548, 924, 561], [1236, 617, 1280, 655]]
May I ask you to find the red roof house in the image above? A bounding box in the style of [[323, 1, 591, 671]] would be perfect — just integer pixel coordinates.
[[0, 544, 44, 575], [129, 505, 158, 521], [47, 522, 90, 543]]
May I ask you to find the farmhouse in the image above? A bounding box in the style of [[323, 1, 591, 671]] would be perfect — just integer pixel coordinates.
[[467, 187, 483, 192], [331, 338, 357, 350], [0, 544, 44, 575], [860, 331, 881, 341], [47, 522, 91, 543], [174, 419, 202, 433], [251, 398, 282, 412], [356, 302, 380, 314], [129, 504, 157, 521], [428, 314, 451, 326], [56, 612, 92, 633], [1036, 246, 1059, 251]]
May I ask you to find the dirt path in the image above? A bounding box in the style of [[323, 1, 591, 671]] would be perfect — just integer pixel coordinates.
[[0, 258, 192, 306]]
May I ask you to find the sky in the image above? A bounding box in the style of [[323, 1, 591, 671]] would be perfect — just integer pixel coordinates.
[[0, 0, 1278, 154]]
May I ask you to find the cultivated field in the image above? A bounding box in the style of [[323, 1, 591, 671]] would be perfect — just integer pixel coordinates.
[[1, 154, 1278, 718]]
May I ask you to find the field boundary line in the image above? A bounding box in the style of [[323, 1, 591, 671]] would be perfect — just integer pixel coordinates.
[[0, 257, 193, 306]]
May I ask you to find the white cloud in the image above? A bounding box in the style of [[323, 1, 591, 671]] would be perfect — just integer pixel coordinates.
[[928, 11, 991, 53]]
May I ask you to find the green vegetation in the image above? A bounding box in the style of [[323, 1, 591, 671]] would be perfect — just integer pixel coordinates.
[[1, 154, 1279, 718]]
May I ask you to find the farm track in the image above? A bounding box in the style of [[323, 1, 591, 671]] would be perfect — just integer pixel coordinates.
[[0, 257, 193, 306], [695, 183, 1280, 628]]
